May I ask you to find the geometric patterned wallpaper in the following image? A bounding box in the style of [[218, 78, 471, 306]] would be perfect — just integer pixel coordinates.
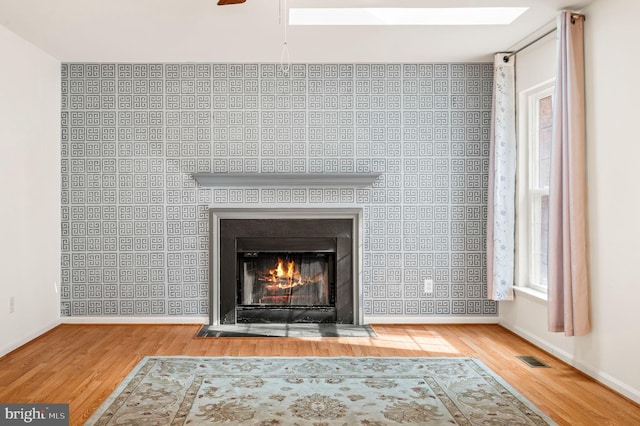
[[60, 63, 497, 318]]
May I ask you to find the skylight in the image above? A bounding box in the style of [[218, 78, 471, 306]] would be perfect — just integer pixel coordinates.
[[289, 7, 529, 26]]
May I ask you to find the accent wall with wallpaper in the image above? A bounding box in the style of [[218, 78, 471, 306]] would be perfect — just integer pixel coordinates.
[[60, 62, 497, 321]]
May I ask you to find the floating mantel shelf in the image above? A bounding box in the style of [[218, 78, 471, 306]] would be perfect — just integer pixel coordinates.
[[191, 173, 381, 187]]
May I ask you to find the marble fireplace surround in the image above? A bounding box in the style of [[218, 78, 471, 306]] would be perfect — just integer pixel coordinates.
[[209, 207, 364, 326]]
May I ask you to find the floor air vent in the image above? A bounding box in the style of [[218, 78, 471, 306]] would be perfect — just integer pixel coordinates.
[[516, 356, 550, 368]]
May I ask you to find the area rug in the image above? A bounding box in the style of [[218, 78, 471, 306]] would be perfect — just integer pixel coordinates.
[[196, 323, 377, 338], [86, 357, 557, 425]]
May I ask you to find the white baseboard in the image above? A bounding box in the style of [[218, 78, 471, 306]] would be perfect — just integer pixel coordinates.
[[364, 316, 500, 325], [0, 320, 61, 358], [500, 321, 640, 404], [62, 316, 499, 326], [61, 316, 209, 325]]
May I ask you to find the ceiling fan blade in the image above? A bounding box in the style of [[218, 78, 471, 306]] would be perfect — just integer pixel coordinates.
[[217, 0, 246, 5]]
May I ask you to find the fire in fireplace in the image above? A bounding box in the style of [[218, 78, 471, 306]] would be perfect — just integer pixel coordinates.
[[240, 253, 334, 307], [234, 236, 338, 323], [218, 218, 354, 324]]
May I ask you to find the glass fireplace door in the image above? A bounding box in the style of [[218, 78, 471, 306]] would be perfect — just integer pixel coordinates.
[[240, 252, 334, 308], [234, 236, 338, 323]]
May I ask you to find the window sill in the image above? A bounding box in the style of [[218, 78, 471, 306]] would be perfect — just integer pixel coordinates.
[[514, 286, 548, 303]]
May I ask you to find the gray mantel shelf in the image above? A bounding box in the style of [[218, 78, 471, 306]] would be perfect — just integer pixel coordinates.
[[191, 173, 381, 187]]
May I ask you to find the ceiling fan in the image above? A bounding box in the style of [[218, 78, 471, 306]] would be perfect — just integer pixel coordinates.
[[217, 0, 246, 5]]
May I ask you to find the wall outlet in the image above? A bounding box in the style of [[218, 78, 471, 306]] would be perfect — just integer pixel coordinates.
[[423, 279, 434, 294], [9, 296, 15, 314]]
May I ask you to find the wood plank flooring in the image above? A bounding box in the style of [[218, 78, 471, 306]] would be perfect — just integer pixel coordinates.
[[0, 324, 638, 425]]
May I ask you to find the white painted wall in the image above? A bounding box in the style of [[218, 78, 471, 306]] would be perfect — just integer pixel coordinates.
[[500, 0, 640, 403], [0, 25, 61, 357]]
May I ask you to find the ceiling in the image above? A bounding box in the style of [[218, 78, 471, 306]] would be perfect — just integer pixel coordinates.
[[0, 0, 594, 63]]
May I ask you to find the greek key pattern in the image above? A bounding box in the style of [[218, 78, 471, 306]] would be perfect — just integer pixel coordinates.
[[61, 63, 497, 317]]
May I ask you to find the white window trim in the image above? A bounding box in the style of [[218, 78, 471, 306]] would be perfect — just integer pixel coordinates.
[[515, 79, 555, 296]]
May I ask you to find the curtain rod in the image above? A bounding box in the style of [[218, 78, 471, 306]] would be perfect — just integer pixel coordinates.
[[502, 13, 584, 63], [502, 28, 556, 63]]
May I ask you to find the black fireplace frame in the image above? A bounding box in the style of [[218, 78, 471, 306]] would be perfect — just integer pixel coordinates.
[[218, 218, 354, 324]]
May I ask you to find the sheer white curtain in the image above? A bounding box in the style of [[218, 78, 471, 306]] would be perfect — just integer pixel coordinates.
[[487, 54, 516, 301], [548, 11, 591, 336]]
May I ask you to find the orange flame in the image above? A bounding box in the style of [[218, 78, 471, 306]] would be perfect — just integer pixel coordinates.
[[266, 258, 302, 288], [269, 259, 292, 279]]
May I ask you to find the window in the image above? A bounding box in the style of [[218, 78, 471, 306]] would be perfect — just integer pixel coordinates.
[[517, 80, 554, 293], [289, 7, 529, 26]]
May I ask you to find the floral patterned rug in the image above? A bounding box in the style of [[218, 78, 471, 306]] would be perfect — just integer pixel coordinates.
[[86, 357, 557, 425]]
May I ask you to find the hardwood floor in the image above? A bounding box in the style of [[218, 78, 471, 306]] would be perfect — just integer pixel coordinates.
[[0, 324, 637, 425]]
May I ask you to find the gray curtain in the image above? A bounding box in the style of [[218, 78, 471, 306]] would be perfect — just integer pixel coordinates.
[[548, 10, 591, 336], [487, 53, 516, 301]]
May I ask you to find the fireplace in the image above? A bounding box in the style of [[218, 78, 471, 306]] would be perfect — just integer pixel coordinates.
[[236, 238, 336, 323], [216, 217, 355, 324]]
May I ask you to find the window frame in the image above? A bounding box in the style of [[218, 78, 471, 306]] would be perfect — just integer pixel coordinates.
[[516, 79, 555, 295]]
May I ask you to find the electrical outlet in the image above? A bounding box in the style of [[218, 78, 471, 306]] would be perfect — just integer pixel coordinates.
[[9, 296, 15, 314], [423, 279, 433, 294]]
